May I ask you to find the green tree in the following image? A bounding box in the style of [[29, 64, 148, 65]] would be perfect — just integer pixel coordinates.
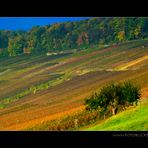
[[134, 25, 141, 38], [85, 81, 141, 117], [8, 35, 25, 56], [117, 31, 125, 42], [119, 81, 141, 107]]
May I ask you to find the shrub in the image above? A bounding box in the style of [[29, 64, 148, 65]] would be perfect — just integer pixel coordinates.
[[28, 109, 100, 131]]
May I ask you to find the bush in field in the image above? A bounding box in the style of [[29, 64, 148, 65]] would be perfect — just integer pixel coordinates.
[[85, 81, 141, 117], [28, 109, 100, 131], [49, 110, 100, 131]]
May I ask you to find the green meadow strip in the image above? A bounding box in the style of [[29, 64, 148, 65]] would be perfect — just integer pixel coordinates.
[[0, 72, 74, 108]]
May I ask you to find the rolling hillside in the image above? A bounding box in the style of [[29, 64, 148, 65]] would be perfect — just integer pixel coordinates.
[[86, 97, 148, 131], [0, 39, 148, 130]]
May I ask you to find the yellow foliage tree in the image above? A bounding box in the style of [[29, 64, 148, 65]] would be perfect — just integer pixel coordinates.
[[134, 26, 141, 38], [117, 31, 125, 42]]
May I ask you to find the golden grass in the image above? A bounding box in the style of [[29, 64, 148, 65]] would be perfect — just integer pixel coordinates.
[[1, 105, 85, 131]]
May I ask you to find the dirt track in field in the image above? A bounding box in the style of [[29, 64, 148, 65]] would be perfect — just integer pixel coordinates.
[[116, 55, 148, 70]]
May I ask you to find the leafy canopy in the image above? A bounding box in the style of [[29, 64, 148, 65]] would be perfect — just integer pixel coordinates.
[[85, 81, 141, 116]]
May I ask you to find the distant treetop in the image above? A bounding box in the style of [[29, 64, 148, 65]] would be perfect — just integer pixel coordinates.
[[0, 17, 148, 57]]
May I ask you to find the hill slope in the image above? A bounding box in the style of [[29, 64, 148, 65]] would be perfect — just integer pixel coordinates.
[[86, 98, 148, 131], [0, 40, 148, 130]]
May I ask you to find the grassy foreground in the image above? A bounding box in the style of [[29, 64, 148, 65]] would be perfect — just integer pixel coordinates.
[[86, 98, 148, 131]]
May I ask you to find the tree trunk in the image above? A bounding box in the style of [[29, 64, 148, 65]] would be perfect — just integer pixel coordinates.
[[103, 114, 106, 119], [34, 88, 36, 94], [112, 108, 116, 115]]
